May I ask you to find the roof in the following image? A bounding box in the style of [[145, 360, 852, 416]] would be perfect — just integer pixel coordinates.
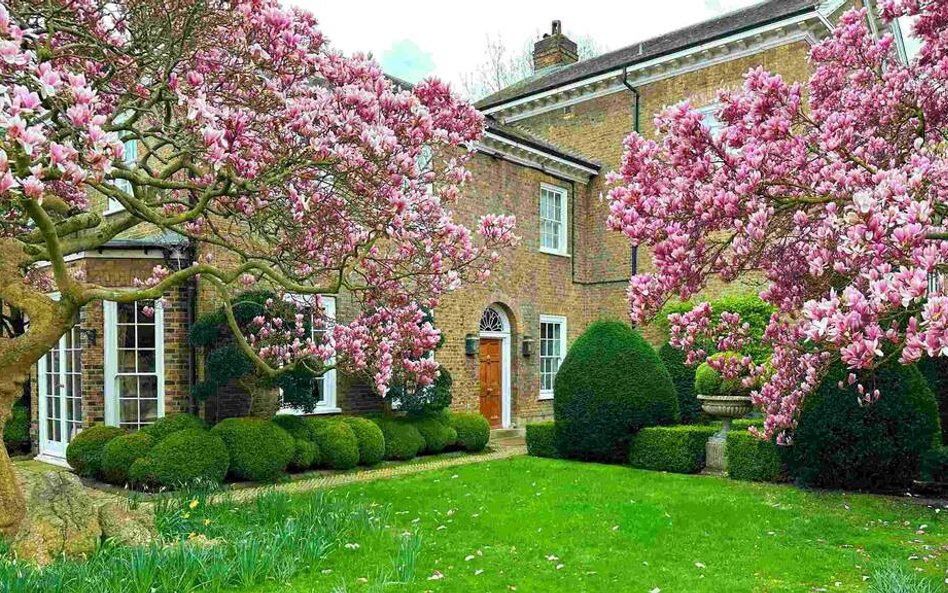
[[475, 0, 820, 110], [102, 230, 189, 250], [484, 118, 601, 170]]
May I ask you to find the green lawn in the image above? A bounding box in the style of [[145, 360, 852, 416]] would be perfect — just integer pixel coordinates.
[[248, 456, 947, 593]]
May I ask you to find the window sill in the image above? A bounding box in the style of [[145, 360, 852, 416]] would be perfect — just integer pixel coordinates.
[[539, 249, 571, 258], [104, 207, 126, 217], [276, 406, 342, 416], [538, 392, 554, 401]]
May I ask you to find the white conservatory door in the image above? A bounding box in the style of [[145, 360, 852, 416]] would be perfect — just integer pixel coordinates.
[[37, 325, 83, 461]]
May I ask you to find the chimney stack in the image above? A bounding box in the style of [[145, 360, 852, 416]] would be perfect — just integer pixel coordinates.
[[533, 20, 578, 72]]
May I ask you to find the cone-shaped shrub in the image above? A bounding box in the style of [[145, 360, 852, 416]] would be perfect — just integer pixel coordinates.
[[790, 362, 940, 491], [553, 321, 679, 462]]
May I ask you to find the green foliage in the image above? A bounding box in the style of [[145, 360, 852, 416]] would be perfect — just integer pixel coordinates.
[[447, 412, 490, 452], [920, 447, 947, 482], [628, 425, 719, 473], [339, 416, 386, 465], [916, 356, 948, 445], [658, 295, 775, 362], [371, 416, 425, 460], [133, 429, 230, 488], [658, 344, 701, 424], [141, 413, 206, 443], [409, 416, 457, 454], [311, 420, 360, 470], [694, 352, 746, 396], [553, 321, 679, 462], [211, 417, 294, 483], [272, 366, 321, 413], [188, 309, 225, 348], [3, 400, 30, 454], [726, 431, 787, 482], [272, 414, 317, 442], [100, 433, 155, 485], [388, 368, 454, 417], [867, 561, 943, 593], [790, 362, 940, 491], [65, 424, 125, 478], [290, 439, 318, 471], [525, 422, 559, 458]]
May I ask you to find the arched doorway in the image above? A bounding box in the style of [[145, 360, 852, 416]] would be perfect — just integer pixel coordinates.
[[478, 306, 511, 428]]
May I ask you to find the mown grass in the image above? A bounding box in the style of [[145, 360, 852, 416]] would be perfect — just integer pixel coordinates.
[[251, 456, 947, 593]]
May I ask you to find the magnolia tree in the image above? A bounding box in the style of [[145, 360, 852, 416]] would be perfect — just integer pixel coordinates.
[[0, 0, 516, 535], [607, 1, 948, 443]]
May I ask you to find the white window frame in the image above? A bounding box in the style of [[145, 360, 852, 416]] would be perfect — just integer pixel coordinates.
[[538, 314, 567, 400], [697, 103, 724, 141], [106, 137, 137, 215], [277, 295, 339, 415], [103, 300, 165, 429], [539, 183, 569, 256]]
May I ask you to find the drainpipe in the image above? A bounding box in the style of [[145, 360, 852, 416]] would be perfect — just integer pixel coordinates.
[[186, 239, 199, 415], [622, 66, 640, 276]]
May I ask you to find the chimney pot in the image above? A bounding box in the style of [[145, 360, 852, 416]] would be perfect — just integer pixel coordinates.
[[533, 20, 579, 72]]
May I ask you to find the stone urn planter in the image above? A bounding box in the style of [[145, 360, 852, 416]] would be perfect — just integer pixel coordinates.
[[697, 394, 754, 437], [694, 352, 755, 474]]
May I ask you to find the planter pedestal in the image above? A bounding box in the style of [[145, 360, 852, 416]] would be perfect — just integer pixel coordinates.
[[697, 394, 753, 474]]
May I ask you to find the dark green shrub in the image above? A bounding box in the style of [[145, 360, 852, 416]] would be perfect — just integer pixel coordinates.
[[211, 417, 294, 483], [389, 368, 454, 417], [100, 432, 155, 485], [448, 412, 490, 452], [628, 425, 719, 473], [790, 362, 940, 491], [658, 344, 701, 424], [290, 439, 318, 471], [273, 414, 318, 442], [694, 352, 746, 396], [339, 417, 386, 465], [553, 321, 679, 462], [371, 416, 425, 460], [133, 429, 229, 488], [917, 356, 948, 445], [726, 431, 787, 482], [311, 421, 359, 470], [65, 424, 125, 477], [142, 413, 206, 443], [3, 401, 30, 454], [410, 416, 457, 454], [921, 447, 947, 482], [526, 422, 559, 458]]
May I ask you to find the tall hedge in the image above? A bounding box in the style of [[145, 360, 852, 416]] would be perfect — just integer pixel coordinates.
[[553, 321, 679, 462], [658, 344, 700, 424], [917, 356, 948, 445], [790, 362, 940, 491]]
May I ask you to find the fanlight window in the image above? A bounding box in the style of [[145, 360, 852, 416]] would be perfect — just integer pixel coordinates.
[[479, 307, 505, 333]]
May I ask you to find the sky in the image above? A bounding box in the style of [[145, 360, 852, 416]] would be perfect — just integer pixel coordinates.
[[287, 0, 764, 87]]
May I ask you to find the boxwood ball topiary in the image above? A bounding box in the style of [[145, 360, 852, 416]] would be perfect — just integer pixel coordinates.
[[553, 321, 679, 462], [339, 416, 386, 465], [137, 429, 230, 488], [372, 417, 425, 460], [211, 417, 294, 483], [448, 412, 490, 452], [100, 432, 156, 485], [411, 416, 458, 454], [66, 424, 126, 478], [289, 439, 318, 471], [790, 362, 940, 491], [311, 421, 360, 470], [141, 413, 206, 443], [273, 414, 317, 442]]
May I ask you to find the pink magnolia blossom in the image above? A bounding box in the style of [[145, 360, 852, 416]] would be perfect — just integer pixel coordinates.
[[607, 1, 948, 441]]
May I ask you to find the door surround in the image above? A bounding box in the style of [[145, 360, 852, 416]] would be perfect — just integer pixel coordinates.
[[478, 305, 511, 428]]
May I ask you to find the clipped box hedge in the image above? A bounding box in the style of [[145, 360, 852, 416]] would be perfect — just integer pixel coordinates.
[[726, 431, 787, 482], [628, 425, 719, 473], [525, 422, 559, 458]]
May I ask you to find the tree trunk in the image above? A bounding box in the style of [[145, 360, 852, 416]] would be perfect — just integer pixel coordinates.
[[238, 377, 280, 418], [0, 373, 27, 537]]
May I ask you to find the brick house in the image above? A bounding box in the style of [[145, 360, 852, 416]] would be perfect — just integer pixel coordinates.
[[29, 0, 903, 465]]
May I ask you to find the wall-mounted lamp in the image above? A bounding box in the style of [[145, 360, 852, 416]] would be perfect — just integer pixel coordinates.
[[464, 334, 480, 356], [79, 328, 98, 347], [521, 335, 534, 358]]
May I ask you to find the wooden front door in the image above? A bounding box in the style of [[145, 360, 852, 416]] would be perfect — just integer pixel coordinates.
[[479, 338, 503, 428]]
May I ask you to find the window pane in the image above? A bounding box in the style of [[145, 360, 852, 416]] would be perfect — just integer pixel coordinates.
[[118, 303, 136, 323], [138, 350, 156, 373], [117, 350, 137, 372], [137, 324, 155, 348]]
